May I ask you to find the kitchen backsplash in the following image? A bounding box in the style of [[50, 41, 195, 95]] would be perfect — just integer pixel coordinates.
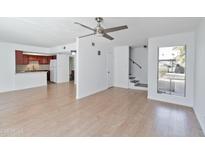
[[16, 64, 50, 72]]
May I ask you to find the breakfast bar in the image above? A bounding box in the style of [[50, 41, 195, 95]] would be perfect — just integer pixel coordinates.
[[15, 71, 47, 90]]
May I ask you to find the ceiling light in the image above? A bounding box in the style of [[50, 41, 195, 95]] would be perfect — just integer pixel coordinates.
[[71, 50, 76, 56], [96, 33, 103, 37]]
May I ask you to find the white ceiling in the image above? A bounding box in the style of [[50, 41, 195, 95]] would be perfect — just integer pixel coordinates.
[[0, 17, 202, 47]]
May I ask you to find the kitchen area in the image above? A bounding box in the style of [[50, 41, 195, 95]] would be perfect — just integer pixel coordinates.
[[15, 50, 57, 82], [14, 49, 73, 90]]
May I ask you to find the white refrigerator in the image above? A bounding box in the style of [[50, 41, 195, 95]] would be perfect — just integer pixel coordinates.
[[50, 60, 57, 83], [56, 54, 69, 83], [50, 54, 69, 83]]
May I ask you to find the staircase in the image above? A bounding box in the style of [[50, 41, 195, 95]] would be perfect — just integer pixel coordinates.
[[129, 57, 148, 90], [129, 74, 148, 90]]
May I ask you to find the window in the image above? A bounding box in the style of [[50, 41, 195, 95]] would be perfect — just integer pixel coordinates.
[[157, 46, 186, 97]]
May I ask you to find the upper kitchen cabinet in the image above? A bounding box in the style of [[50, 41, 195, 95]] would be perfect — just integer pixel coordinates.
[[39, 56, 48, 64], [39, 56, 56, 64], [16, 50, 56, 65], [16, 50, 24, 65], [28, 55, 38, 61], [23, 55, 29, 65], [47, 56, 55, 64]]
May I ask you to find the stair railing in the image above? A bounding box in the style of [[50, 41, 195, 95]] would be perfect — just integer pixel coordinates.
[[129, 58, 142, 69]]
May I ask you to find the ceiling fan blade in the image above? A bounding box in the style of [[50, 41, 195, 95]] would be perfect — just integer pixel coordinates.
[[103, 25, 128, 33], [103, 33, 114, 40], [74, 22, 95, 31], [78, 33, 96, 38]]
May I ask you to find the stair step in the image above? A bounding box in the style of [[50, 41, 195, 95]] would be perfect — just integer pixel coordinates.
[[134, 83, 148, 87], [130, 80, 139, 83], [129, 77, 135, 80], [135, 82, 140, 85]]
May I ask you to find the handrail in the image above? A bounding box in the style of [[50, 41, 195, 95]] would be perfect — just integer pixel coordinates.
[[129, 58, 142, 69]]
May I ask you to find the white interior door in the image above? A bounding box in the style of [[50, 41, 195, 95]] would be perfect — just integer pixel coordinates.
[[106, 52, 113, 88]]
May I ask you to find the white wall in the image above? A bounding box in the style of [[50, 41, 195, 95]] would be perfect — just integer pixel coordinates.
[[194, 19, 205, 134], [130, 47, 148, 84], [106, 51, 114, 88], [76, 38, 112, 99], [113, 46, 129, 88], [0, 42, 50, 93], [148, 32, 195, 107], [51, 42, 77, 84], [50, 42, 77, 54], [0, 43, 15, 92]]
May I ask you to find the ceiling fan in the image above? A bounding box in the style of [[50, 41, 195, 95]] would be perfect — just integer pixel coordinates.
[[74, 17, 128, 40]]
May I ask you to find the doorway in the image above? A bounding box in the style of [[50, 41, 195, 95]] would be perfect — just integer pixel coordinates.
[[69, 56, 75, 82]]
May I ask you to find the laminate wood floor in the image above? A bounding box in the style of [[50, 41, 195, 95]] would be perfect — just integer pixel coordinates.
[[0, 82, 203, 137]]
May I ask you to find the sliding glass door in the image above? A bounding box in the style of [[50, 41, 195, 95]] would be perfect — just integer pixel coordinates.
[[157, 46, 186, 97]]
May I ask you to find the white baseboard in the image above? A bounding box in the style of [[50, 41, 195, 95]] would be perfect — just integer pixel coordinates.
[[76, 87, 107, 100], [147, 96, 193, 108], [129, 86, 147, 91], [194, 109, 205, 135], [128, 81, 148, 91]]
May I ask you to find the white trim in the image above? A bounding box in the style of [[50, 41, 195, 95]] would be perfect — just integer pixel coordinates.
[[194, 108, 205, 135], [76, 87, 107, 100], [147, 95, 193, 107], [129, 86, 148, 91]]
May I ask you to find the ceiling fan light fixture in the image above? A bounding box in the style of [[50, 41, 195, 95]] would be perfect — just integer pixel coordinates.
[[96, 33, 103, 37], [75, 17, 128, 40]]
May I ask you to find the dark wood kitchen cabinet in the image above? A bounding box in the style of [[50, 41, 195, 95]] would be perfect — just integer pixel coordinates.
[[23, 55, 29, 65], [38, 56, 44, 64], [39, 56, 56, 64], [16, 50, 24, 64], [28, 55, 38, 61], [39, 56, 48, 64], [16, 50, 56, 65], [47, 56, 52, 64], [16, 50, 29, 65]]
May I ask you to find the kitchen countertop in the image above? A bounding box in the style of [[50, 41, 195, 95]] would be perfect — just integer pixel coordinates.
[[16, 70, 49, 74]]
